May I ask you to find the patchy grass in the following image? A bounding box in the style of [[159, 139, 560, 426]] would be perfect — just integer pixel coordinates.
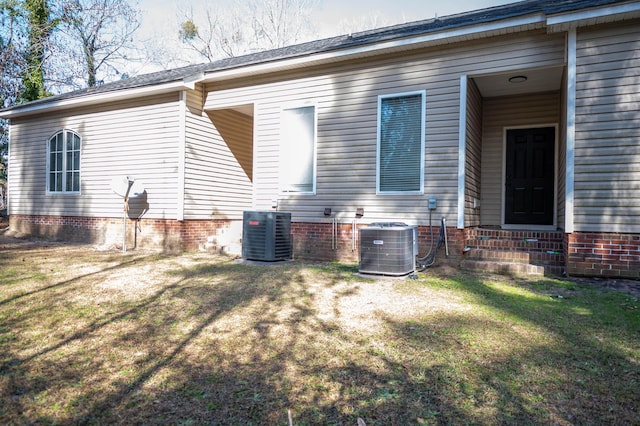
[[0, 239, 638, 425]]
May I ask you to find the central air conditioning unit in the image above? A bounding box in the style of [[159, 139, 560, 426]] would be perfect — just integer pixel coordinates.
[[359, 222, 418, 276], [242, 211, 292, 261]]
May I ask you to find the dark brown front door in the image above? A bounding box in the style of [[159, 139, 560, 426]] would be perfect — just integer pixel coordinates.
[[505, 127, 555, 225]]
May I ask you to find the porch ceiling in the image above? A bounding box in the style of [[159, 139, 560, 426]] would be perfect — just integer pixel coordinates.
[[473, 66, 564, 98], [229, 104, 254, 117]]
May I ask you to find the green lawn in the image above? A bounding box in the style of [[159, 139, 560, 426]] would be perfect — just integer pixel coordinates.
[[0, 240, 638, 425]]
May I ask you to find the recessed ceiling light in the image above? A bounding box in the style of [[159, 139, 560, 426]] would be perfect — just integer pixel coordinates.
[[509, 75, 528, 83]]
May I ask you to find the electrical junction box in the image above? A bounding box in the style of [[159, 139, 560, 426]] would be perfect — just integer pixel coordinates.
[[242, 211, 292, 261], [428, 197, 437, 210], [359, 222, 418, 276]]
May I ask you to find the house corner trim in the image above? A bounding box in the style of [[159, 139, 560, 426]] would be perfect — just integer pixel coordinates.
[[565, 29, 576, 234], [457, 75, 468, 229], [177, 91, 187, 221]]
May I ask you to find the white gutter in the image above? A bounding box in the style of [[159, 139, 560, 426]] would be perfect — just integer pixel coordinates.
[[1, 13, 546, 118], [3, 1, 635, 117], [0, 80, 195, 119], [198, 13, 546, 83], [182, 3, 640, 85], [547, 1, 640, 31]]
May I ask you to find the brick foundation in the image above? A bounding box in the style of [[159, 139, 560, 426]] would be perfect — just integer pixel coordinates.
[[567, 231, 640, 279], [10, 215, 638, 278], [290, 221, 463, 265], [8, 214, 239, 253]]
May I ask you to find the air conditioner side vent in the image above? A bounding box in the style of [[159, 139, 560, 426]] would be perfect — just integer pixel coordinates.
[[359, 223, 417, 276], [242, 211, 292, 261]]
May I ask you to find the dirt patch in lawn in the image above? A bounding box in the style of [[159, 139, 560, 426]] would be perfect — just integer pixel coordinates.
[[568, 276, 640, 297], [1, 231, 638, 425], [2, 221, 636, 296], [0, 233, 477, 424], [0, 229, 469, 330]]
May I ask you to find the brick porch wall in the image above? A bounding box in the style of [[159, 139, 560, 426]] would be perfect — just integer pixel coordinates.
[[8, 214, 236, 253], [290, 221, 464, 265], [461, 228, 565, 276], [567, 231, 640, 279]]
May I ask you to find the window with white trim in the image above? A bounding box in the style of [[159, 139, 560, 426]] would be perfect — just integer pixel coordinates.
[[280, 105, 316, 194], [47, 130, 81, 193], [377, 91, 425, 194]]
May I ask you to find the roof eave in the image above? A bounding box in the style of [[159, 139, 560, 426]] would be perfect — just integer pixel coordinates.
[[546, 1, 640, 32], [3, 1, 639, 118], [0, 80, 194, 119], [198, 13, 548, 84]]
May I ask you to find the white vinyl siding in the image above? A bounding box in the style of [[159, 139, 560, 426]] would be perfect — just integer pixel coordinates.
[[574, 22, 640, 233], [8, 93, 181, 219], [183, 86, 253, 220], [204, 30, 565, 224], [47, 130, 81, 194], [377, 91, 425, 194], [481, 92, 561, 226], [464, 79, 482, 227], [281, 105, 316, 194]]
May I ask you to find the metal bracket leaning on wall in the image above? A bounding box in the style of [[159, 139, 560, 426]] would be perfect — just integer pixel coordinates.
[[443, 217, 449, 256], [352, 208, 364, 252], [352, 219, 356, 252], [324, 208, 338, 250]]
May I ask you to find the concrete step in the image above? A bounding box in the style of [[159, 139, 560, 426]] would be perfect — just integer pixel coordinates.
[[462, 229, 566, 276], [464, 248, 564, 265], [466, 229, 564, 252], [460, 259, 551, 276]]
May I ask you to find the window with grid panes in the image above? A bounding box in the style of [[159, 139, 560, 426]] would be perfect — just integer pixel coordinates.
[[47, 130, 81, 193]]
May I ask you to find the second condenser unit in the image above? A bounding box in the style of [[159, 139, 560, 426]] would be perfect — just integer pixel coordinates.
[[359, 222, 418, 276], [242, 211, 292, 261]]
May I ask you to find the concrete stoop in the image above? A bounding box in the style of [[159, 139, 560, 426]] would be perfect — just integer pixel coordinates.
[[460, 259, 556, 276]]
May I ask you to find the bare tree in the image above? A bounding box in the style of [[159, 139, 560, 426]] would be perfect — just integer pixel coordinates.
[[0, 0, 25, 107], [333, 12, 398, 37], [179, 9, 220, 61], [179, 0, 318, 61], [52, 0, 140, 90], [1, 0, 26, 181], [248, 0, 312, 49]]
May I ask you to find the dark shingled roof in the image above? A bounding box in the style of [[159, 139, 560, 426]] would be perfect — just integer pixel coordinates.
[[1, 0, 629, 111]]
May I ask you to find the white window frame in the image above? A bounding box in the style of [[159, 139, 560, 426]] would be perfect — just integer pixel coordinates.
[[279, 103, 317, 195], [46, 129, 81, 194], [376, 90, 426, 195]]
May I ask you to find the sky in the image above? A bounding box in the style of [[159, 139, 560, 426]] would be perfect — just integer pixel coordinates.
[[137, 0, 515, 40], [312, 0, 514, 34], [132, 0, 515, 73]]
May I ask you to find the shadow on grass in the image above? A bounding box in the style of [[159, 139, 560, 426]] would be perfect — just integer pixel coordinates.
[[381, 272, 640, 424], [0, 255, 154, 307], [1, 245, 638, 425], [1, 256, 333, 424]]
